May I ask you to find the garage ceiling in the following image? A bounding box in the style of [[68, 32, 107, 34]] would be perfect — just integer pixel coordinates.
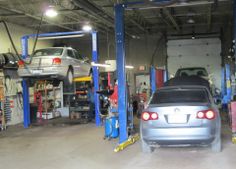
[[0, 0, 233, 36]]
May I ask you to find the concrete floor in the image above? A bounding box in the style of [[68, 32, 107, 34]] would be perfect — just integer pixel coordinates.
[[0, 119, 236, 169]]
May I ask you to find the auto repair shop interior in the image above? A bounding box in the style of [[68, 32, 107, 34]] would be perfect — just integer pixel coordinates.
[[0, 0, 236, 169]]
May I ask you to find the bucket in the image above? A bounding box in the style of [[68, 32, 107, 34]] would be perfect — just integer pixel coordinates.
[[105, 116, 119, 138]]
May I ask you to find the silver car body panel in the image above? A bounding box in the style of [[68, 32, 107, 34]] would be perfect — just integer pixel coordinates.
[[140, 85, 221, 146]]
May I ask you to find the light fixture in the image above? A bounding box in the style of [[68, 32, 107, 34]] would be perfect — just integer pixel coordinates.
[[45, 6, 58, 17], [125, 65, 134, 69], [91, 62, 111, 68], [187, 18, 195, 24], [82, 24, 92, 32]]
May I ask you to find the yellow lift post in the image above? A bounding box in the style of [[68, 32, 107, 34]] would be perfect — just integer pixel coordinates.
[[114, 134, 140, 152], [232, 136, 236, 144], [73, 76, 92, 82]]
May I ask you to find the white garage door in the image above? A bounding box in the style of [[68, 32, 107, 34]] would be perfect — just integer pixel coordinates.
[[167, 38, 222, 89]]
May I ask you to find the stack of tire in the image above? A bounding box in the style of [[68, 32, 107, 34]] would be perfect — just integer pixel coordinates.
[[0, 53, 19, 69]]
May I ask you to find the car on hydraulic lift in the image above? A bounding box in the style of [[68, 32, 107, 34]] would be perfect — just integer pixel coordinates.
[[140, 84, 221, 153], [17, 47, 92, 86]]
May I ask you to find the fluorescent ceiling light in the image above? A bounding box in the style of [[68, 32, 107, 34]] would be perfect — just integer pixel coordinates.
[[91, 62, 110, 68], [45, 7, 58, 17], [125, 65, 134, 69], [82, 25, 92, 32]]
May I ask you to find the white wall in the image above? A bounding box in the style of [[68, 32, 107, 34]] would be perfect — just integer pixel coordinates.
[[0, 22, 53, 125], [0, 22, 52, 54]]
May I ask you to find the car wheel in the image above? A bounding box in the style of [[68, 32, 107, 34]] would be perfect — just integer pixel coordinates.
[[211, 133, 222, 152], [88, 68, 93, 77], [63, 68, 74, 92], [141, 139, 154, 153], [67, 68, 74, 85]]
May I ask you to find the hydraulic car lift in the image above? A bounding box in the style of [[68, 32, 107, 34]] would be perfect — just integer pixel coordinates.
[[114, 0, 170, 152], [21, 31, 101, 128]]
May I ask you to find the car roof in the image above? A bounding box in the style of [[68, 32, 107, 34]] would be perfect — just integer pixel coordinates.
[[36, 47, 73, 50], [157, 85, 209, 91], [164, 76, 210, 90], [177, 67, 207, 70]]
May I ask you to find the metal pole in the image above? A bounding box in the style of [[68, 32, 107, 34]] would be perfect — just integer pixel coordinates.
[[221, 67, 226, 98], [115, 4, 128, 144], [223, 64, 231, 104], [225, 64, 231, 103], [92, 31, 101, 126], [164, 69, 168, 82], [21, 36, 30, 128], [234, 0, 236, 71], [150, 66, 156, 94]]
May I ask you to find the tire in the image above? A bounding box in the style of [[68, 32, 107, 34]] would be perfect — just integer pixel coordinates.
[[63, 68, 74, 92], [67, 68, 74, 85], [89, 68, 93, 77], [141, 139, 154, 153], [211, 134, 222, 153]]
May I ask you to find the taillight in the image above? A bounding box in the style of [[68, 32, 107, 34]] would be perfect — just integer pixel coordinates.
[[205, 110, 215, 120], [52, 58, 61, 65], [197, 109, 216, 120], [18, 60, 25, 68], [141, 112, 150, 121], [141, 112, 158, 121]]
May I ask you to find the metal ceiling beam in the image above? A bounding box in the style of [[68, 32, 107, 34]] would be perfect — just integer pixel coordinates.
[[0, 14, 27, 17], [0, 5, 74, 31], [72, 0, 114, 27], [163, 8, 180, 31], [72, 0, 137, 36], [144, 11, 232, 19], [207, 4, 212, 32], [126, 10, 149, 33], [125, 0, 230, 10]]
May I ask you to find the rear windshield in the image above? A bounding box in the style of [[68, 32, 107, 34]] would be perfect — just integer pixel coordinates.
[[33, 48, 63, 57], [175, 68, 208, 77], [150, 88, 209, 104]]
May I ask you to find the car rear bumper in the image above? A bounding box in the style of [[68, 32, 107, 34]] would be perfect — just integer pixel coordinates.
[[141, 127, 216, 145], [17, 66, 67, 78]]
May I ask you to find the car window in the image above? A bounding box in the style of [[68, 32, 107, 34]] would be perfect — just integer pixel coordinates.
[[74, 50, 84, 60], [176, 68, 208, 77], [67, 49, 75, 58], [150, 88, 209, 104], [33, 48, 63, 57]]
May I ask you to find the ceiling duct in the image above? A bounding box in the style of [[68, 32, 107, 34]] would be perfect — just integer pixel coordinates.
[[144, 0, 178, 6]]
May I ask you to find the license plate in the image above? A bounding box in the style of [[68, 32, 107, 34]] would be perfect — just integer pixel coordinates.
[[31, 69, 43, 74], [168, 114, 187, 124]]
